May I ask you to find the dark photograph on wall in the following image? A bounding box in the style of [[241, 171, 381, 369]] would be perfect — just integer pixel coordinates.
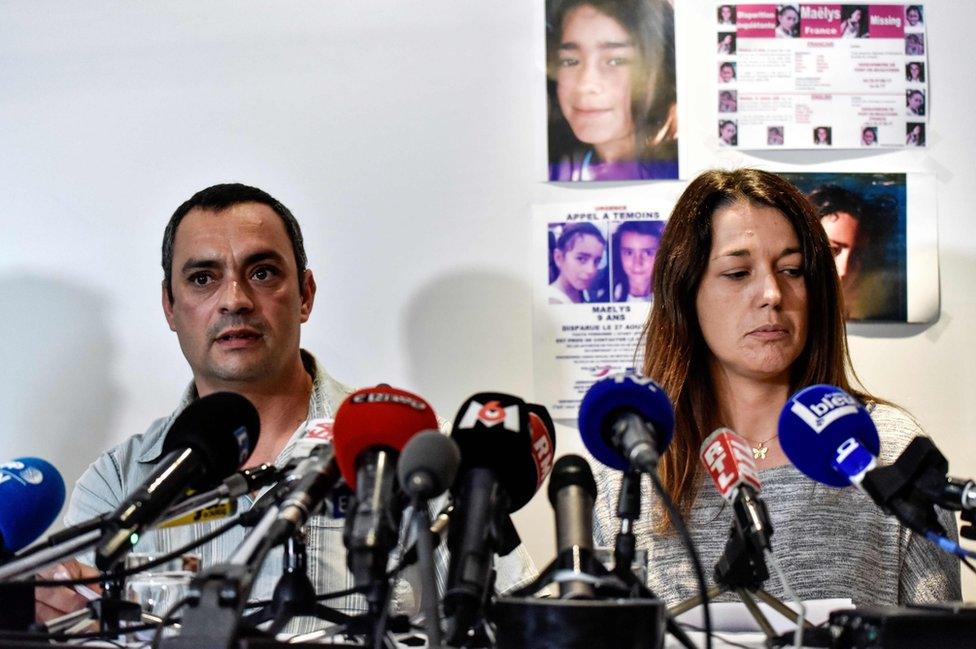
[[547, 221, 610, 304], [782, 172, 908, 322], [546, 0, 678, 182]]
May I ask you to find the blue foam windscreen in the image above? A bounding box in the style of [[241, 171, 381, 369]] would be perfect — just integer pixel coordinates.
[[778, 384, 881, 487], [578, 373, 675, 471], [0, 457, 66, 553]]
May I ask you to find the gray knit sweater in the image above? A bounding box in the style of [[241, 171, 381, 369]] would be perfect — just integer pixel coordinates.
[[592, 404, 962, 606]]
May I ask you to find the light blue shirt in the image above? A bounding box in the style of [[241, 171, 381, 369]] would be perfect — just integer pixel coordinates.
[[65, 350, 536, 634]]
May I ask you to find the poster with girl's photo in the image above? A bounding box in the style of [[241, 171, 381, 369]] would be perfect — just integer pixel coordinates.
[[533, 189, 679, 417], [546, 0, 678, 181], [780, 172, 938, 322], [717, 3, 930, 149]]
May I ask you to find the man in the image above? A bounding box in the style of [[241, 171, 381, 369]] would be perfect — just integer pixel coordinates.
[[35, 184, 533, 632]]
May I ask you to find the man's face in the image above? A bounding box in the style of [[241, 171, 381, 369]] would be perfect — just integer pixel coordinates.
[[162, 202, 315, 392]]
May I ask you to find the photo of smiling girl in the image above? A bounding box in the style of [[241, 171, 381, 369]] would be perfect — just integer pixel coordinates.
[[548, 222, 609, 304], [546, 0, 678, 181]]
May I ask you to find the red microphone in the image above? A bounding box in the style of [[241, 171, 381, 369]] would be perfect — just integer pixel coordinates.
[[700, 427, 761, 501], [332, 385, 439, 606], [700, 427, 770, 549]]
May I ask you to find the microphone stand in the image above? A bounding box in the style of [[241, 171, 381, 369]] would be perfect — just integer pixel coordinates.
[[242, 530, 351, 635], [613, 470, 697, 649], [668, 498, 813, 642]]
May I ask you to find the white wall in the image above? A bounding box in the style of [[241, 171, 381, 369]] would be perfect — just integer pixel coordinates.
[[1, 1, 972, 597]]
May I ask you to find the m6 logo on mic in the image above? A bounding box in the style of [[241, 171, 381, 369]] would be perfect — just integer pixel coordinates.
[[700, 428, 761, 500], [457, 399, 520, 431]]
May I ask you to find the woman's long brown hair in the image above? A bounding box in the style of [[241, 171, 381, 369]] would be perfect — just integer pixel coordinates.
[[643, 169, 871, 532]]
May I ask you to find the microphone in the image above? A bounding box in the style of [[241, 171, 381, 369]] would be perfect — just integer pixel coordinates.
[[547, 454, 597, 599], [778, 385, 880, 488], [332, 385, 438, 600], [578, 373, 675, 473], [95, 391, 260, 571], [0, 458, 64, 632], [445, 393, 556, 643], [0, 458, 66, 555], [778, 385, 949, 538], [397, 430, 461, 501], [700, 428, 771, 550], [397, 430, 461, 649]]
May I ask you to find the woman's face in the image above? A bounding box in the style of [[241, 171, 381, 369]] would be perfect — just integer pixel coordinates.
[[721, 122, 737, 143], [850, 9, 862, 23], [556, 5, 636, 156], [554, 234, 604, 291], [821, 211, 859, 279], [720, 6, 733, 21], [619, 231, 657, 294], [696, 201, 808, 383], [908, 63, 920, 79], [907, 7, 920, 25], [719, 64, 734, 82], [779, 8, 798, 30], [908, 92, 924, 111]]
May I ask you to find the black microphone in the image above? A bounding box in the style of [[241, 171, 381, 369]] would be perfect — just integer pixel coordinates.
[[398, 430, 461, 649], [398, 430, 461, 502], [547, 454, 597, 599], [95, 392, 259, 570], [444, 393, 556, 645]]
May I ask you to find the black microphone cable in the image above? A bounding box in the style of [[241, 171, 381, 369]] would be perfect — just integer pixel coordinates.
[[648, 469, 713, 649]]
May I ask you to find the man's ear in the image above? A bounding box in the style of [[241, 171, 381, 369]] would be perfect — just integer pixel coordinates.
[[162, 282, 177, 332], [299, 269, 316, 323]]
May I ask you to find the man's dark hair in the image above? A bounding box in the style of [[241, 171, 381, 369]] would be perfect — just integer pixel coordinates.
[[162, 183, 308, 302]]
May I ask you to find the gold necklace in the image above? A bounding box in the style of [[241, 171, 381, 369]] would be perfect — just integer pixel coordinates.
[[752, 433, 778, 460]]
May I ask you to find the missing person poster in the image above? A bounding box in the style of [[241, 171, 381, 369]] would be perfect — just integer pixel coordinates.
[[532, 173, 937, 417], [716, 3, 929, 149], [545, 0, 679, 181], [533, 194, 677, 419]]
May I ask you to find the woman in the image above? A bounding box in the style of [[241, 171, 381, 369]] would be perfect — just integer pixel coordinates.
[[775, 5, 799, 38], [548, 222, 607, 304], [547, 0, 678, 181], [591, 169, 960, 606], [611, 220, 663, 302]]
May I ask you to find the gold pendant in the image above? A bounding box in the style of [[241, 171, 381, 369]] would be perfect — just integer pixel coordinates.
[[753, 442, 768, 460]]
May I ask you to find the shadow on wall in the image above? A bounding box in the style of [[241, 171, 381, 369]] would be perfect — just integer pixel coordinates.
[[0, 274, 120, 521], [401, 270, 532, 419]]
